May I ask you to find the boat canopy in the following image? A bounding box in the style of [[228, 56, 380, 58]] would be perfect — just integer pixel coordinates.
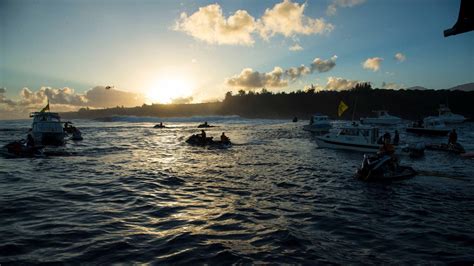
[[30, 112, 61, 122]]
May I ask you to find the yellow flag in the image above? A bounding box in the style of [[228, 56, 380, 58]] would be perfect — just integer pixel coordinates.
[[338, 100, 348, 117]]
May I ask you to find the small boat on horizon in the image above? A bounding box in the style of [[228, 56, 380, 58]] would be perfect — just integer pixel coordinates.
[[360, 110, 402, 125]]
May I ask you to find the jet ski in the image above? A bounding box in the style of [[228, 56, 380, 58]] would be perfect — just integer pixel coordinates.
[[426, 143, 466, 154], [154, 124, 166, 128], [71, 130, 83, 141], [2, 140, 43, 157], [197, 124, 214, 128], [355, 154, 417, 181], [186, 134, 231, 147]]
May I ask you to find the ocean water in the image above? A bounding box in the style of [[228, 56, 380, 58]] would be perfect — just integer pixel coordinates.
[[1, 117, 473, 264]]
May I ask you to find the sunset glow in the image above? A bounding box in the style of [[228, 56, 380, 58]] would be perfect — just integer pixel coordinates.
[[146, 77, 194, 104]]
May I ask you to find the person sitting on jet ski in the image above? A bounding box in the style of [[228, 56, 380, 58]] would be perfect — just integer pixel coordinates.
[[220, 132, 230, 143], [448, 129, 458, 145], [378, 136, 398, 169], [200, 130, 206, 142]]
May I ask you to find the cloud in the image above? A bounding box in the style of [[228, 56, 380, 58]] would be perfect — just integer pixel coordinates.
[[311, 55, 337, 73], [394, 52, 406, 62], [170, 96, 194, 104], [382, 81, 403, 90], [285, 65, 310, 80], [175, 1, 333, 46], [226, 67, 288, 88], [325, 77, 363, 91], [0, 86, 145, 115], [174, 4, 256, 45], [327, 0, 366, 16], [258, 0, 334, 39], [289, 43, 303, 51], [362, 57, 383, 72], [226, 55, 337, 88], [0, 88, 6, 93]]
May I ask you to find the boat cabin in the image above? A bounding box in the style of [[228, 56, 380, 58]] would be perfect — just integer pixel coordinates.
[[338, 125, 380, 144]]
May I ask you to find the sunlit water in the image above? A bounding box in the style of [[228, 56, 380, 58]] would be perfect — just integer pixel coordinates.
[[1, 117, 473, 264]]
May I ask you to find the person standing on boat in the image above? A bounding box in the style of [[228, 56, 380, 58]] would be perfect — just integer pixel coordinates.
[[26, 133, 35, 148], [393, 130, 400, 145], [448, 129, 458, 145]]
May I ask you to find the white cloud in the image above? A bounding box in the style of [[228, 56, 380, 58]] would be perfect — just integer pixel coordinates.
[[226, 55, 337, 88], [175, 1, 333, 46], [289, 43, 303, 51], [285, 65, 310, 80], [394, 52, 406, 62], [362, 57, 383, 72], [174, 4, 256, 46], [258, 0, 334, 39], [311, 55, 337, 73], [226, 67, 288, 88], [325, 76, 363, 91], [382, 81, 403, 90], [0, 86, 145, 115], [327, 0, 366, 16]]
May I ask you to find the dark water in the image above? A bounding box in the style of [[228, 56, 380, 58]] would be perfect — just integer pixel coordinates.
[[1, 117, 473, 264]]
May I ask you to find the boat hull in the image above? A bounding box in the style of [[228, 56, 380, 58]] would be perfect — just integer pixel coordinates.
[[33, 132, 65, 145], [406, 127, 449, 136], [315, 136, 380, 153]]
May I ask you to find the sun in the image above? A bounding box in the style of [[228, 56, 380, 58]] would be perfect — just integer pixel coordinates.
[[146, 77, 194, 104]]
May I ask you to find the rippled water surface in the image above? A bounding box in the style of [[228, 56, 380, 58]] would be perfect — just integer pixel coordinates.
[[1, 117, 473, 264]]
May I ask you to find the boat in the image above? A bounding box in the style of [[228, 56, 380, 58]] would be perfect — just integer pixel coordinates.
[[355, 154, 417, 181], [437, 104, 466, 124], [197, 122, 214, 128], [406, 117, 450, 136], [303, 114, 332, 133], [426, 143, 465, 154], [30, 112, 65, 145], [360, 110, 402, 125], [315, 124, 382, 152]]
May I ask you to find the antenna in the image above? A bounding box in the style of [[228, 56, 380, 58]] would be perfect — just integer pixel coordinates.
[[352, 96, 358, 121]]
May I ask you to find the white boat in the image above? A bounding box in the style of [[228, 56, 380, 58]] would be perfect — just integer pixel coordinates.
[[315, 124, 382, 152], [303, 114, 331, 133], [30, 112, 65, 145], [360, 110, 402, 125], [406, 117, 450, 136], [437, 105, 465, 124]]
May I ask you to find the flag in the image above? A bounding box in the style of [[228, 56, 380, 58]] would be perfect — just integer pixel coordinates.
[[40, 100, 50, 112], [338, 100, 348, 117]]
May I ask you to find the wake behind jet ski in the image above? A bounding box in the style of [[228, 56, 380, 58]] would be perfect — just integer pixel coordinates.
[[355, 154, 417, 181]]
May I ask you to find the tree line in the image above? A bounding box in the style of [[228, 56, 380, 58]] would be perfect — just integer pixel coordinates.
[[62, 83, 474, 121]]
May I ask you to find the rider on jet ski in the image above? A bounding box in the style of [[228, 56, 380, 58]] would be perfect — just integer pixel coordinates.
[[378, 134, 398, 169]]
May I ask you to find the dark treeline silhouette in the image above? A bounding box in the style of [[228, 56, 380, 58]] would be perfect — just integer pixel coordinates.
[[62, 83, 474, 120]]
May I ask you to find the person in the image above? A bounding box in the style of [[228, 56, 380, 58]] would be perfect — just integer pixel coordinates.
[[159, 122, 163, 127], [204, 121, 208, 127], [383, 132, 391, 143], [448, 129, 458, 145], [220, 132, 230, 143], [26, 133, 35, 148], [393, 130, 400, 145], [200, 130, 206, 142], [378, 135, 398, 170]]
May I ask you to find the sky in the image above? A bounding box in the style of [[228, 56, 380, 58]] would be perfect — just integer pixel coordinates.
[[0, 0, 473, 118]]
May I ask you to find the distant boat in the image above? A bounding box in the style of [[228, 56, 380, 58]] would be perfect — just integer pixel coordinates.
[[437, 105, 466, 124], [406, 117, 450, 136], [30, 112, 65, 145], [315, 123, 382, 153], [303, 114, 331, 133], [360, 110, 402, 125]]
